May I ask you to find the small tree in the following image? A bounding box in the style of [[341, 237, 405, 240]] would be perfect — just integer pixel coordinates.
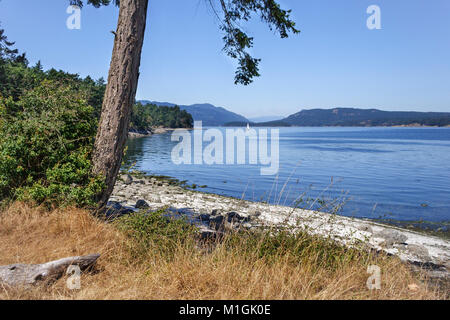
[[72, 0, 299, 208]]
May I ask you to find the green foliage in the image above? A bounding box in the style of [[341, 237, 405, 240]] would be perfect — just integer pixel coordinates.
[[115, 208, 197, 260], [216, 0, 300, 85], [0, 25, 27, 65], [130, 103, 193, 131], [70, 0, 120, 8], [224, 228, 366, 271], [0, 27, 192, 206], [70, 0, 299, 85], [0, 28, 107, 207], [0, 80, 104, 207]]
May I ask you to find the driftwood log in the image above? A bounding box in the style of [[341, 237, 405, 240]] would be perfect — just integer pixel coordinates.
[[0, 254, 100, 287]]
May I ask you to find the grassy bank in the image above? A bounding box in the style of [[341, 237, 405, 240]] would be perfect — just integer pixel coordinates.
[[0, 202, 445, 300]]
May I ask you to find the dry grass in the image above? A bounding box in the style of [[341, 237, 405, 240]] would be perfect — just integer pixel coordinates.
[[0, 202, 445, 300]]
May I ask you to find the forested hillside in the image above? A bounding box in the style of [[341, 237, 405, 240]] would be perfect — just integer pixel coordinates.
[[131, 103, 193, 132], [282, 108, 450, 127], [139, 100, 249, 126]]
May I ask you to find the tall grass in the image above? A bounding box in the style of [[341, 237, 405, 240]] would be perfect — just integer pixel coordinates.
[[0, 202, 444, 300]]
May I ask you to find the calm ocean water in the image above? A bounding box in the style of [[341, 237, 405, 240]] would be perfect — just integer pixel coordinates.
[[124, 127, 450, 227]]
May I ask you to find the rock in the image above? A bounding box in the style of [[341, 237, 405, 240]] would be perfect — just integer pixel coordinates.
[[356, 225, 373, 233], [226, 212, 240, 222], [211, 209, 224, 216], [104, 201, 134, 219], [198, 226, 219, 240], [395, 243, 408, 251], [249, 211, 262, 218], [208, 212, 249, 231], [149, 195, 162, 203], [210, 215, 224, 224], [209, 215, 225, 231], [123, 174, 133, 185], [195, 214, 211, 222], [444, 260, 450, 270], [407, 244, 430, 261], [375, 229, 408, 246], [135, 199, 150, 209], [226, 212, 250, 223], [241, 223, 253, 230]]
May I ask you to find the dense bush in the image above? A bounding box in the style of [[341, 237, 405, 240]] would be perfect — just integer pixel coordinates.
[[0, 80, 104, 206], [0, 26, 193, 207]]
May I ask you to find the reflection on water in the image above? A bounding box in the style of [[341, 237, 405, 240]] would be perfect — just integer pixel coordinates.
[[123, 127, 450, 228]]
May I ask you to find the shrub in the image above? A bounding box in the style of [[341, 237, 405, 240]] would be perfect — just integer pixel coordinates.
[[0, 80, 103, 207], [115, 208, 197, 261]]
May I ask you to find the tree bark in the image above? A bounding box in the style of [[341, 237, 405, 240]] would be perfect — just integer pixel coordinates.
[[92, 0, 149, 208]]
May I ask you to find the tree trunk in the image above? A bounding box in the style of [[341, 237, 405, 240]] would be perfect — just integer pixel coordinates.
[[92, 0, 149, 208]]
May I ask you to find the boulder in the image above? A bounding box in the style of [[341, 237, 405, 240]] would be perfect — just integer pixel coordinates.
[[123, 174, 133, 185], [211, 209, 223, 216], [374, 229, 408, 247], [135, 199, 150, 209], [195, 214, 211, 222], [209, 215, 225, 231], [104, 201, 134, 219], [407, 244, 430, 261], [226, 212, 250, 223]]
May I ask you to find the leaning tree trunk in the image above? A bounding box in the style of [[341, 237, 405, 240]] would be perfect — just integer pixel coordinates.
[[92, 0, 149, 208]]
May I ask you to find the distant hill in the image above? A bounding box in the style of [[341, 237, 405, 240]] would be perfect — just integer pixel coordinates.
[[138, 100, 249, 126], [277, 108, 450, 127]]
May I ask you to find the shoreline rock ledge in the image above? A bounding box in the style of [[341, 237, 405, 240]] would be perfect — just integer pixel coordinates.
[[110, 174, 450, 279]]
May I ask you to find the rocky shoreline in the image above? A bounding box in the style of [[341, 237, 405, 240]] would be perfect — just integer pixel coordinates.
[[128, 127, 177, 139], [108, 173, 450, 280]]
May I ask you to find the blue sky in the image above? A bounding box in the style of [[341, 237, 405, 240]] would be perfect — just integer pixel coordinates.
[[0, 0, 449, 117]]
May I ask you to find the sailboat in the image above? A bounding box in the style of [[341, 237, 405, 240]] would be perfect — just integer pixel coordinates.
[[246, 123, 251, 131]]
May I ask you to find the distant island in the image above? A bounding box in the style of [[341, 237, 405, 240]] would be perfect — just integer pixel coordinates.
[[138, 100, 249, 126], [224, 108, 450, 127], [137, 101, 450, 128]]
